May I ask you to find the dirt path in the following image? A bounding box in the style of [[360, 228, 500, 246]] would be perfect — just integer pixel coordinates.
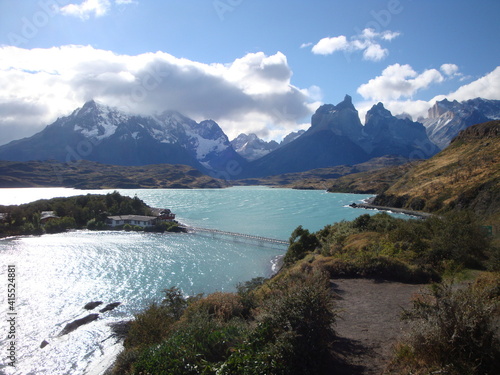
[[329, 279, 426, 374]]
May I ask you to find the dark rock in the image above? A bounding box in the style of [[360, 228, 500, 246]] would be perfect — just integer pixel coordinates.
[[100, 302, 121, 313], [40, 340, 49, 349], [108, 320, 131, 340], [59, 314, 99, 336], [84, 301, 103, 310]]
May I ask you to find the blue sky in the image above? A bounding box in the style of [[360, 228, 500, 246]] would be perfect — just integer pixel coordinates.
[[0, 0, 499, 145]]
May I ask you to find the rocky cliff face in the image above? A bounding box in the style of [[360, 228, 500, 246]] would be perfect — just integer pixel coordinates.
[[422, 98, 500, 149], [364, 103, 438, 159]]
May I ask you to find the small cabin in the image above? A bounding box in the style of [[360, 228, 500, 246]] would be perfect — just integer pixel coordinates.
[[158, 209, 176, 221], [40, 211, 60, 223]]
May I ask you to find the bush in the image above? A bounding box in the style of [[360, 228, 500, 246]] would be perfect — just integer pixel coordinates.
[[392, 278, 500, 374], [43, 216, 77, 233], [86, 218, 107, 230], [220, 269, 336, 375], [284, 225, 320, 265], [124, 302, 177, 350], [132, 313, 248, 375]]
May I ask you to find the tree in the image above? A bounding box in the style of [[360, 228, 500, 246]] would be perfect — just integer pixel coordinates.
[[284, 226, 320, 265]]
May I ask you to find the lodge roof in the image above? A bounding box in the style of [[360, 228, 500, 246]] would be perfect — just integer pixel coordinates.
[[107, 215, 157, 221]]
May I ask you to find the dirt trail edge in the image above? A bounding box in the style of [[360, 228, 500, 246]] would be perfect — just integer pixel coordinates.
[[330, 279, 426, 375]]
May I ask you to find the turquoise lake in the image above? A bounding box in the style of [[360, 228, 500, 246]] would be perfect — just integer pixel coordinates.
[[0, 187, 405, 374]]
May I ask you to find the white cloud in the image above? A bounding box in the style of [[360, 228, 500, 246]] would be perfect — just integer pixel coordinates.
[[442, 66, 500, 102], [0, 45, 315, 144], [363, 44, 387, 62], [310, 28, 399, 62], [311, 36, 349, 55], [357, 63, 444, 101], [59, 0, 134, 19], [440, 63, 459, 77], [356, 66, 500, 123], [60, 0, 111, 19]]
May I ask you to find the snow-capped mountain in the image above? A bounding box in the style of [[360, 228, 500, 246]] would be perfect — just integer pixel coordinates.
[[231, 130, 306, 161], [231, 134, 279, 161], [422, 98, 500, 149], [0, 100, 246, 175]]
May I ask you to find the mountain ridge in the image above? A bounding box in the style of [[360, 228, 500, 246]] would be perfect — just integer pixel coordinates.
[[0, 96, 497, 180]]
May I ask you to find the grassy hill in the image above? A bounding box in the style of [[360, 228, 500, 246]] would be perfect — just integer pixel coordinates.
[[0, 160, 229, 189], [371, 121, 499, 222], [326, 160, 421, 194]]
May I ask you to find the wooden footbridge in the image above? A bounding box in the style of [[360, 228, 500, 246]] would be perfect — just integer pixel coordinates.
[[186, 226, 289, 250]]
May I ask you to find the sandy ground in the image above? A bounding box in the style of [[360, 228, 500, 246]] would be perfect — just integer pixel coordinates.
[[329, 279, 426, 375]]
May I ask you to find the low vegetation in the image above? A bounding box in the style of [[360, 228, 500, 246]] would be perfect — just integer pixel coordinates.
[[113, 270, 336, 375], [282, 211, 497, 283], [388, 273, 500, 374]]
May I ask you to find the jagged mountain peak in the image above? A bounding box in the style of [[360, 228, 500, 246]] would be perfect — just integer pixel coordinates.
[[367, 102, 392, 119]]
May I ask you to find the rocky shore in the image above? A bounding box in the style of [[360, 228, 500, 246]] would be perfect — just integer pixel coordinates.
[[349, 202, 433, 219]]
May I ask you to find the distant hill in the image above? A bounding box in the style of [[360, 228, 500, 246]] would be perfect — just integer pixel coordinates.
[[370, 120, 500, 222], [0, 160, 229, 189], [234, 155, 410, 189]]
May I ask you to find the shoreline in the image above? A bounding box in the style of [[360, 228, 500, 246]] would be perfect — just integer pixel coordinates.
[[349, 202, 433, 219]]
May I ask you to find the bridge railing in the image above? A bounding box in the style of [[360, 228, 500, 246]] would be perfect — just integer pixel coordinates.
[[186, 226, 289, 249]]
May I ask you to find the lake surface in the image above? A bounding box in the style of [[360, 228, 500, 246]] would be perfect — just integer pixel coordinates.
[[0, 187, 403, 374]]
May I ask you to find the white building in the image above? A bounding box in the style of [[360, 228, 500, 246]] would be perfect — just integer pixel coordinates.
[[106, 215, 158, 228]]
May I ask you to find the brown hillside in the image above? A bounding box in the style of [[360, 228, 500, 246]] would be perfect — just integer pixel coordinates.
[[373, 120, 500, 223]]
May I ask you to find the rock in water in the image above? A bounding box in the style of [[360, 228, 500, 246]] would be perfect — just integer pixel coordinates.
[[59, 314, 99, 336], [84, 301, 103, 310], [100, 302, 121, 313]]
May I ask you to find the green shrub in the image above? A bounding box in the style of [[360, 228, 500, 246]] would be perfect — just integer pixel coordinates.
[[284, 225, 320, 265], [124, 302, 177, 349], [132, 312, 248, 375], [86, 218, 107, 230], [43, 216, 77, 233], [221, 270, 336, 375], [394, 279, 500, 374]]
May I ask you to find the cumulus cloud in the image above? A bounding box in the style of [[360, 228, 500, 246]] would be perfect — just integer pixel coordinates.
[[439, 66, 500, 102], [0, 45, 316, 144], [311, 36, 349, 55], [440, 63, 460, 77], [357, 63, 444, 101], [310, 28, 400, 61]]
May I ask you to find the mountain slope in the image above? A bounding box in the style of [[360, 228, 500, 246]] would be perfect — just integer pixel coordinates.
[[0, 101, 247, 176], [372, 120, 500, 221]]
